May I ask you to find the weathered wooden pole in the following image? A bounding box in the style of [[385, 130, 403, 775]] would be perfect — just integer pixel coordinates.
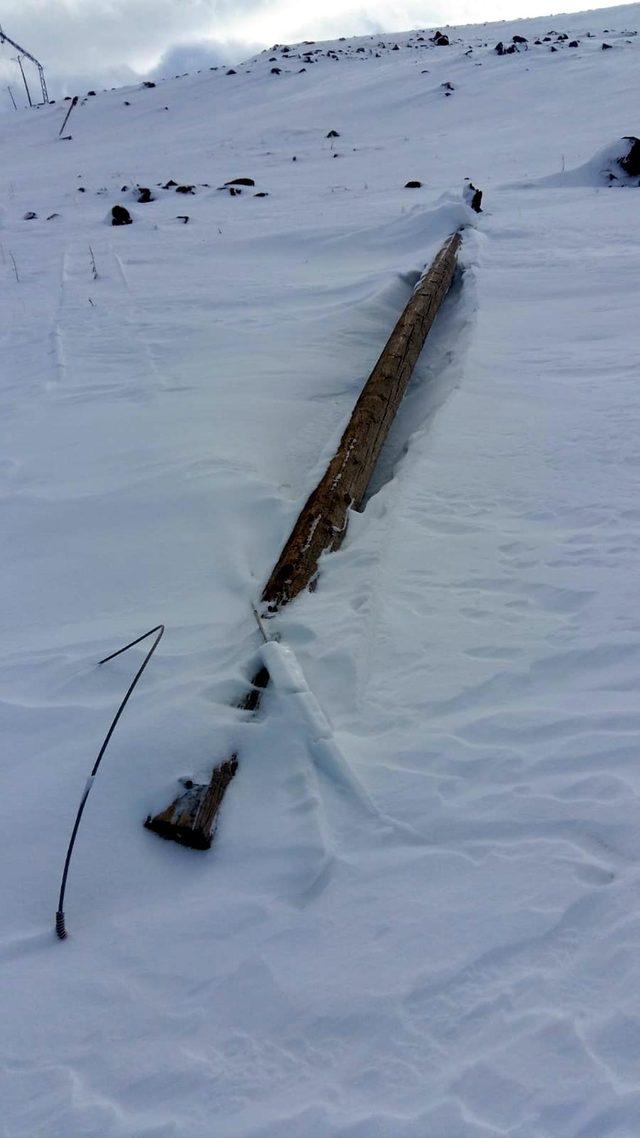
[[262, 230, 462, 610], [145, 229, 463, 850]]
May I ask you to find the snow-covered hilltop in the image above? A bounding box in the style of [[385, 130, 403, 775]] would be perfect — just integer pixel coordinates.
[[2, 5, 640, 1136]]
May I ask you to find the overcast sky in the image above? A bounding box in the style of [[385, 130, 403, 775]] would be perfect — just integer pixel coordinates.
[[0, 0, 620, 100]]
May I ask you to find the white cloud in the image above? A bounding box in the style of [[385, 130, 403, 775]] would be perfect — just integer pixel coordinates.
[[148, 38, 260, 81]]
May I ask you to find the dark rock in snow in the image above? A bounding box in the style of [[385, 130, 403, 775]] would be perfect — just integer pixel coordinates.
[[464, 179, 483, 212], [569, 40, 580, 47], [175, 185, 195, 194], [111, 204, 132, 226], [225, 178, 255, 186], [619, 136, 640, 177], [271, 67, 281, 74], [513, 35, 528, 43], [226, 69, 236, 75], [254, 192, 269, 197], [137, 187, 153, 203], [176, 215, 189, 223], [142, 81, 156, 88], [23, 211, 37, 220], [432, 31, 450, 45], [602, 42, 613, 49], [405, 180, 422, 188], [163, 180, 178, 188], [495, 41, 505, 54], [327, 130, 340, 138]]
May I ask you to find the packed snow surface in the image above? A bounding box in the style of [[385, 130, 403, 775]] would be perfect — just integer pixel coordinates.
[[3, 6, 640, 1136]]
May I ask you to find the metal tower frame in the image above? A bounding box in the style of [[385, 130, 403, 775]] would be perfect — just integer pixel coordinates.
[[0, 25, 49, 105]]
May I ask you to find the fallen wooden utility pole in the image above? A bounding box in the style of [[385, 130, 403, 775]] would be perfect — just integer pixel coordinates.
[[145, 229, 463, 850], [262, 230, 462, 609]]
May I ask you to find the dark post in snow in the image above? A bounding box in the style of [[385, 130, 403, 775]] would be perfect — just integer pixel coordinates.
[[145, 230, 463, 851], [59, 95, 78, 138]]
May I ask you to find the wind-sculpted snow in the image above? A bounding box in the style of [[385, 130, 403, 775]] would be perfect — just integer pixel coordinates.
[[2, 5, 640, 1136]]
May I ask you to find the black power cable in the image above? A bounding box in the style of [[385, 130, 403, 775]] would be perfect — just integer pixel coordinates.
[[55, 624, 165, 940]]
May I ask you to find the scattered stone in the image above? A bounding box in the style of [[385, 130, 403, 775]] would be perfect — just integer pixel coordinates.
[[176, 215, 189, 223], [111, 204, 132, 226], [23, 211, 37, 220], [441, 81, 455, 91], [226, 69, 236, 75], [87, 90, 96, 96], [513, 35, 528, 43], [405, 180, 422, 188], [602, 42, 613, 49], [142, 81, 156, 88], [464, 179, 483, 212], [431, 31, 450, 46], [254, 192, 269, 197], [137, 187, 153, 203], [77, 187, 85, 193], [175, 185, 195, 194], [569, 40, 580, 47], [46, 213, 60, 220], [271, 67, 281, 74], [619, 136, 640, 177], [225, 177, 255, 186], [123, 100, 130, 106], [327, 129, 340, 138], [163, 179, 178, 188]]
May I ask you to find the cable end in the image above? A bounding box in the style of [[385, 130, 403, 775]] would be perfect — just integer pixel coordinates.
[[55, 910, 67, 940]]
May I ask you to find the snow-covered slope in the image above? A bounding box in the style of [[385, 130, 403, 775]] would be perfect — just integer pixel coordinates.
[[3, 7, 640, 1136]]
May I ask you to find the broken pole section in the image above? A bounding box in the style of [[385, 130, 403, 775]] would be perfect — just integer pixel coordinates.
[[145, 229, 463, 850], [262, 229, 462, 609]]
